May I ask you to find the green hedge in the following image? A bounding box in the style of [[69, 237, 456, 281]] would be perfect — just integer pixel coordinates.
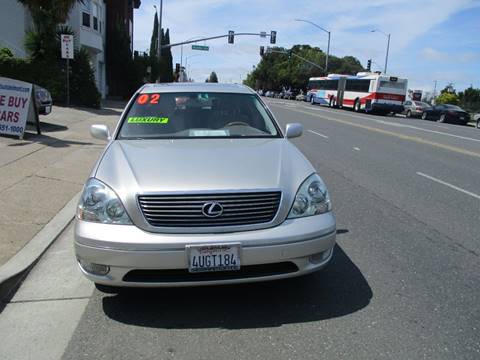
[[0, 47, 100, 108]]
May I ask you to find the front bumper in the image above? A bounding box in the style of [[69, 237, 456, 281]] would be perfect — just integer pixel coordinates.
[[74, 213, 336, 287]]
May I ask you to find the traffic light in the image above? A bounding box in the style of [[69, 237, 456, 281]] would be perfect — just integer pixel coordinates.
[[270, 31, 276, 44], [228, 30, 234, 44], [260, 46, 264, 56], [367, 59, 372, 71]]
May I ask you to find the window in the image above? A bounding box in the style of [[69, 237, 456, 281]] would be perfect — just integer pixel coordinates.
[[118, 93, 281, 139], [379, 80, 405, 90], [93, 3, 99, 31], [82, 12, 90, 27], [346, 79, 371, 92]]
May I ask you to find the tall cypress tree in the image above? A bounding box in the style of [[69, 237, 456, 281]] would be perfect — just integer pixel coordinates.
[[149, 12, 159, 82], [163, 28, 174, 82]]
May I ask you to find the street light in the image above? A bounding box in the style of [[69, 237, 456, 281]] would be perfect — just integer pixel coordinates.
[[294, 19, 331, 73], [370, 29, 390, 74]]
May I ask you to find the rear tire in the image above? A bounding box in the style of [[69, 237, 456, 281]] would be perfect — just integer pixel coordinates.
[[406, 110, 412, 118], [438, 114, 446, 123], [421, 112, 428, 120]]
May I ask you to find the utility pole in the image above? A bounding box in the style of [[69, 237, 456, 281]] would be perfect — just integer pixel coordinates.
[[294, 19, 330, 73], [371, 29, 390, 74], [157, 0, 163, 82]]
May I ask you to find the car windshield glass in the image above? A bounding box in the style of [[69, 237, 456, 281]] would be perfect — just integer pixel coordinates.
[[444, 105, 462, 111], [118, 92, 280, 139]]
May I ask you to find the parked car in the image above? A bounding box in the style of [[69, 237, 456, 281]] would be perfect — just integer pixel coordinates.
[[421, 104, 470, 124], [34, 85, 52, 115], [75, 83, 336, 291], [296, 93, 306, 101], [264, 91, 274, 98], [402, 100, 431, 118], [474, 114, 480, 129]]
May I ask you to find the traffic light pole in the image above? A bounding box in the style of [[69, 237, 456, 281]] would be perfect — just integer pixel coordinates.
[[163, 32, 275, 49]]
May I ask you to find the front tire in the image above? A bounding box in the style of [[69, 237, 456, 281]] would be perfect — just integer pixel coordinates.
[[421, 112, 428, 120], [354, 99, 361, 112]]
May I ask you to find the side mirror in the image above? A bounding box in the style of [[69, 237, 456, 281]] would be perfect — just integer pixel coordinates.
[[285, 123, 303, 139], [90, 124, 111, 141]]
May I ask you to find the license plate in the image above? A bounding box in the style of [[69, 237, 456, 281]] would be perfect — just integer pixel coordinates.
[[187, 243, 241, 273]]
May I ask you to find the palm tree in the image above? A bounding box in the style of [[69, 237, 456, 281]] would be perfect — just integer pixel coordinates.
[[18, 0, 83, 24]]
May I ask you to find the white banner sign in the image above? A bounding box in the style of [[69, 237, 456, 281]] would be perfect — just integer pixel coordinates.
[[0, 77, 32, 138], [61, 34, 74, 59]]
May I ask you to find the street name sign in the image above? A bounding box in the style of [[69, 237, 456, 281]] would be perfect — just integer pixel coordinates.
[[192, 45, 209, 51]]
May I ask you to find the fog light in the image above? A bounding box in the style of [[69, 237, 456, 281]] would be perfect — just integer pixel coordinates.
[[309, 248, 332, 264], [78, 258, 110, 276]]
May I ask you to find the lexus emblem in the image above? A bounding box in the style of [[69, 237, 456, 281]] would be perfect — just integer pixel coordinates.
[[201, 201, 224, 218]]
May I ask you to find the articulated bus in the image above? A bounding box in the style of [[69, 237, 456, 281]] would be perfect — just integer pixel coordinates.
[[306, 72, 408, 114]]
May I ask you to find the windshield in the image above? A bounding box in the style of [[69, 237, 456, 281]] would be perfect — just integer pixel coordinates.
[[118, 92, 281, 139]]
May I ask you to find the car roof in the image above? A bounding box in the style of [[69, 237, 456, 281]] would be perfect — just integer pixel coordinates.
[[139, 82, 256, 95]]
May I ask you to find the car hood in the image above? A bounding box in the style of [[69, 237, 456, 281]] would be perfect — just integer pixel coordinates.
[[94, 138, 315, 232], [96, 138, 313, 192]]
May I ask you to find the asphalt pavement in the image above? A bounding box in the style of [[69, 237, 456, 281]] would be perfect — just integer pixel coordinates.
[[1, 100, 479, 359]]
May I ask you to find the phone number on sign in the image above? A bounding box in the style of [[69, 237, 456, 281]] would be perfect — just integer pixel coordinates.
[[0, 124, 24, 134]]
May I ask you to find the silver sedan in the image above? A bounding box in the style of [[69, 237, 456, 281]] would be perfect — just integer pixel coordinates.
[[74, 83, 336, 291]]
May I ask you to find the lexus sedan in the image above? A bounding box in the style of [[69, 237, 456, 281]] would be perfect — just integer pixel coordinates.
[[421, 104, 470, 124], [74, 83, 336, 291]]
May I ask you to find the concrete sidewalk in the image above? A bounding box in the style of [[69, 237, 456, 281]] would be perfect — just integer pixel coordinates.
[[0, 102, 124, 268]]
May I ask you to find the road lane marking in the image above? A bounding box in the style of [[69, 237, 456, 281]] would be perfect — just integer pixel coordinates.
[[277, 103, 480, 144], [353, 147, 360, 151], [308, 129, 329, 139], [416, 172, 480, 200], [274, 106, 480, 159]]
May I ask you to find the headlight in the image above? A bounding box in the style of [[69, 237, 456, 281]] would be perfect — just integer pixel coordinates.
[[288, 173, 331, 219], [77, 178, 132, 224]]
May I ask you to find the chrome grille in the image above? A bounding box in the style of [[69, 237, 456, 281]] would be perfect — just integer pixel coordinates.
[[138, 192, 281, 227]]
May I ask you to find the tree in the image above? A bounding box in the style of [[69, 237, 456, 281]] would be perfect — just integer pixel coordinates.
[[209, 71, 218, 83], [436, 92, 460, 105], [148, 12, 159, 82], [161, 29, 174, 82], [458, 87, 480, 112], [245, 44, 364, 91]]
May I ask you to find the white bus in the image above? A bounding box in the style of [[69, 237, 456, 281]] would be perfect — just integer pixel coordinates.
[[306, 72, 408, 114]]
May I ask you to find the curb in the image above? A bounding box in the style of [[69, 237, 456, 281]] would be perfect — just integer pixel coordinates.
[[0, 192, 81, 302]]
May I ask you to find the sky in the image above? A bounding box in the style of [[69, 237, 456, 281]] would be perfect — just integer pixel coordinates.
[[133, 0, 480, 92]]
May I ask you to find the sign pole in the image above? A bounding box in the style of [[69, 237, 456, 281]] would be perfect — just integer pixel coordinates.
[[66, 58, 70, 107], [61, 34, 74, 106]]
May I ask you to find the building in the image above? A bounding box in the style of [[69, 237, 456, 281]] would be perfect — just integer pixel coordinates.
[[0, 1, 31, 58], [0, 0, 141, 99], [105, 0, 141, 52], [68, 0, 107, 98]]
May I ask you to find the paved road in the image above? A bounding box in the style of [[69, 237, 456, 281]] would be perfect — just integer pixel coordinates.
[[1, 100, 479, 359]]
